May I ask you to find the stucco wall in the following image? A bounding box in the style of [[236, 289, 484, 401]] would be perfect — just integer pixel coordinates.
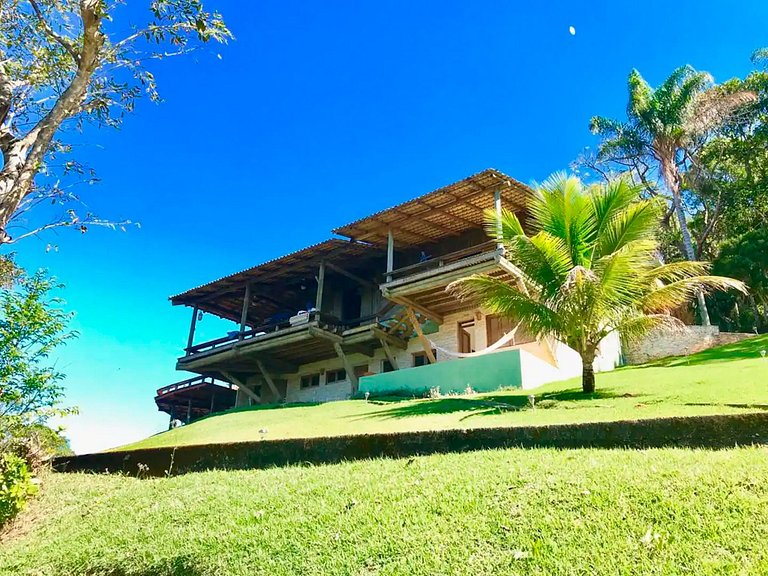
[[623, 326, 753, 365]]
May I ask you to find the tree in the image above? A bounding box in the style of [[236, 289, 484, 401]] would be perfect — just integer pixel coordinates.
[[0, 1, 231, 244], [711, 228, 768, 331], [589, 66, 756, 325], [0, 269, 76, 452], [449, 174, 745, 394]]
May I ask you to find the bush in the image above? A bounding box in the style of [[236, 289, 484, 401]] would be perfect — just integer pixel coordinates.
[[0, 453, 38, 527]]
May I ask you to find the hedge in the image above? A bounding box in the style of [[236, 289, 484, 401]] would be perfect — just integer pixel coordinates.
[[53, 412, 768, 477]]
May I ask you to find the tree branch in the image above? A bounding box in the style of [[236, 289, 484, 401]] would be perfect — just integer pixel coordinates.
[[28, 0, 81, 65]]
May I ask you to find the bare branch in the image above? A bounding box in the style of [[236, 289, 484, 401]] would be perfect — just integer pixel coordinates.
[[28, 0, 81, 65]]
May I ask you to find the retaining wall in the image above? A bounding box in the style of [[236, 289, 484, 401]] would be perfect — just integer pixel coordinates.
[[625, 326, 754, 364]]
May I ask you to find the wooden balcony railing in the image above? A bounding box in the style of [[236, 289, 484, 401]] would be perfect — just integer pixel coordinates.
[[156, 375, 232, 397], [387, 240, 500, 282]]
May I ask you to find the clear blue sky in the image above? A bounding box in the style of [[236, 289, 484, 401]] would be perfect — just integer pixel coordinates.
[[14, 0, 768, 453]]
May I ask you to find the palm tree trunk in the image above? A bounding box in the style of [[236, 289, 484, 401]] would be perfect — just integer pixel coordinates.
[[580, 350, 596, 394], [661, 155, 711, 326]]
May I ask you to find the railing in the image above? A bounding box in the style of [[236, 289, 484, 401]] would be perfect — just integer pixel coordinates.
[[387, 240, 500, 281], [183, 311, 342, 357], [156, 375, 232, 397]]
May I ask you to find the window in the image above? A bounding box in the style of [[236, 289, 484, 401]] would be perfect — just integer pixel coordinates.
[[413, 350, 436, 367], [486, 314, 535, 347], [325, 369, 347, 384], [458, 320, 475, 354], [354, 364, 370, 378], [300, 374, 320, 389], [382, 360, 395, 373]]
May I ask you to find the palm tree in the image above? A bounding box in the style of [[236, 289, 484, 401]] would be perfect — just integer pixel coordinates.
[[448, 174, 746, 394], [590, 66, 756, 326]]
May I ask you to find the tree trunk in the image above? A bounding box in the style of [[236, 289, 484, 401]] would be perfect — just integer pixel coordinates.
[[660, 153, 711, 326], [581, 350, 596, 394]]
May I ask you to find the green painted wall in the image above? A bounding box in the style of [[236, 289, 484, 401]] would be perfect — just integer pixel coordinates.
[[359, 349, 523, 396]]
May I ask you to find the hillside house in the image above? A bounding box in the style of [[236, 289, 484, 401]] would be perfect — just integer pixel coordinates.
[[155, 169, 621, 424]]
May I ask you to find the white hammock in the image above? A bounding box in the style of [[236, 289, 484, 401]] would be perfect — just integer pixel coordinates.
[[430, 323, 521, 358]]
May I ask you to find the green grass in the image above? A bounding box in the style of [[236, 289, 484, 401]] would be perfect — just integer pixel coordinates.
[[5, 446, 768, 575], [116, 335, 768, 452]]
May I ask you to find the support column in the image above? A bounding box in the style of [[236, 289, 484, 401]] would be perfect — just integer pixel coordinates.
[[405, 307, 436, 364], [256, 359, 282, 401], [334, 342, 360, 395], [494, 188, 503, 250], [186, 306, 199, 355], [315, 260, 326, 311], [186, 399, 192, 424], [386, 229, 394, 282], [239, 283, 252, 340]]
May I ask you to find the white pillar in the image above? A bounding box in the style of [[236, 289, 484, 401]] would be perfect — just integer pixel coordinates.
[[494, 188, 503, 250]]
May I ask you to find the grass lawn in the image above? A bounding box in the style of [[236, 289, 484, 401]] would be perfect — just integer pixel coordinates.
[[4, 446, 768, 575], [115, 334, 768, 452]]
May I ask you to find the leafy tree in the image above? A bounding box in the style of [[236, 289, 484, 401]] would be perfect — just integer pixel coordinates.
[[0, 1, 231, 244], [449, 174, 745, 394], [589, 66, 755, 325], [711, 228, 768, 331], [0, 270, 76, 452]]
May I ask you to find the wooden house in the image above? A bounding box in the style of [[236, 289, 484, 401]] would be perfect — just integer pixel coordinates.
[[155, 169, 622, 424]]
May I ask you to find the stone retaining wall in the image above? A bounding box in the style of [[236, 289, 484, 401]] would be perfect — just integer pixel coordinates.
[[624, 326, 754, 364]]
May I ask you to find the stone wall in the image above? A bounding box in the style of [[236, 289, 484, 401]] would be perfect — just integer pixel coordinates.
[[624, 325, 754, 365]]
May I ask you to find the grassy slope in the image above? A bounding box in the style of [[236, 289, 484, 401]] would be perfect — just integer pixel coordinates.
[[4, 447, 768, 575], [116, 334, 768, 451]]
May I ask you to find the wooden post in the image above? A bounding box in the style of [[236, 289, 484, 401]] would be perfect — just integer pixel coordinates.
[[209, 390, 216, 414], [255, 359, 282, 401], [186, 306, 199, 355], [379, 338, 399, 370], [333, 342, 360, 395], [221, 370, 261, 404], [186, 399, 192, 424], [494, 187, 503, 250], [386, 229, 394, 282], [315, 260, 326, 311], [239, 283, 252, 340], [405, 307, 436, 364]]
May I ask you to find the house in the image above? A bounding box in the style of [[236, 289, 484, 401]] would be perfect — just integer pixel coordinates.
[[155, 169, 622, 424]]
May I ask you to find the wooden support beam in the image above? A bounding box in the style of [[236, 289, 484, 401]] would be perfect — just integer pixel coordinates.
[[186, 306, 199, 355], [239, 283, 252, 340], [255, 359, 282, 401], [186, 399, 192, 424], [405, 307, 437, 364], [308, 326, 343, 343], [389, 295, 444, 324], [386, 229, 394, 282], [333, 342, 360, 395], [370, 326, 408, 350], [315, 260, 326, 311], [221, 370, 261, 403], [378, 337, 399, 370], [497, 256, 530, 295], [325, 261, 376, 288]]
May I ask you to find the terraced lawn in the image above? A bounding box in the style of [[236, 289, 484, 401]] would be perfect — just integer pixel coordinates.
[[114, 334, 768, 452]]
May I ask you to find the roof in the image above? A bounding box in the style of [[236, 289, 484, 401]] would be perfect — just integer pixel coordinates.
[[170, 239, 383, 322], [332, 168, 533, 247]]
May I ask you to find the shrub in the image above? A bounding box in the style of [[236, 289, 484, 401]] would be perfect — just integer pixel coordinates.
[[0, 453, 38, 527]]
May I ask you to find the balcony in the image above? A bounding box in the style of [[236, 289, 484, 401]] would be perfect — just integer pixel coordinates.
[[380, 241, 517, 323]]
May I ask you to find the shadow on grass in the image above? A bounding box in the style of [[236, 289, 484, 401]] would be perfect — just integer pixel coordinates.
[[640, 334, 768, 368], [97, 556, 202, 576], [356, 388, 641, 421]]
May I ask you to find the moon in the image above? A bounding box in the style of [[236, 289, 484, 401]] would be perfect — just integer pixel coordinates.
[[569, 26, 576, 35]]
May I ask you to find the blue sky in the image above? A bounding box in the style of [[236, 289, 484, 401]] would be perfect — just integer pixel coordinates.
[[13, 1, 768, 453]]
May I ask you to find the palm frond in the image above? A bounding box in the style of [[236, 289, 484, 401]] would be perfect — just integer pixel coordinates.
[[483, 208, 523, 243], [752, 48, 768, 66], [592, 198, 661, 258], [640, 276, 747, 313], [627, 69, 653, 120], [688, 89, 758, 136], [615, 314, 685, 345], [642, 260, 710, 283]]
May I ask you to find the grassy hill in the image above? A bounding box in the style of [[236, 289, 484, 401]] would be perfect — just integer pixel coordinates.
[[4, 336, 768, 575], [4, 446, 768, 575], [115, 334, 768, 452]]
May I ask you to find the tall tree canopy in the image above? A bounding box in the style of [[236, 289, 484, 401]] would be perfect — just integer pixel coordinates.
[[449, 174, 745, 394], [588, 66, 755, 325], [0, 0, 230, 244]]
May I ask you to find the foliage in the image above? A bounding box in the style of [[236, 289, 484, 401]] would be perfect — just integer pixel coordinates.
[[0, 452, 37, 527], [586, 65, 756, 325], [0, 1, 231, 244], [448, 174, 745, 393], [711, 228, 768, 331], [0, 269, 76, 454]]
